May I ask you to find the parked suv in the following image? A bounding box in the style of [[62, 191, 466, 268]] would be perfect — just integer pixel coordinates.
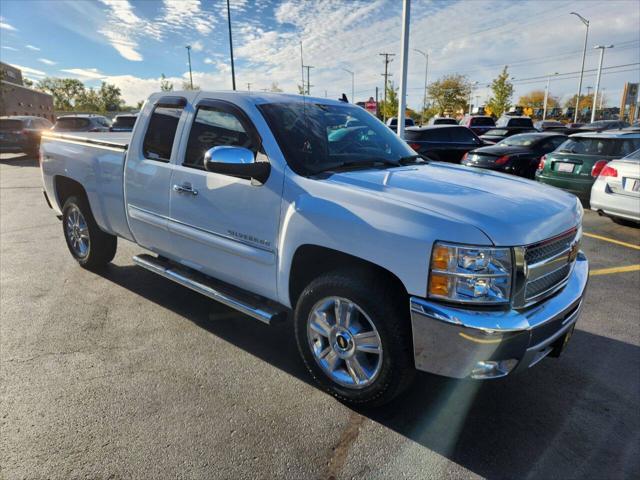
[[53, 114, 111, 132], [406, 125, 484, 163], [109, 114, 138, 132], [459, 115, 496, 136], [535, 130, 640, 204], [577, 120, 630, 133], [428, 117, 458, 126], [0, 116, 52, 156]]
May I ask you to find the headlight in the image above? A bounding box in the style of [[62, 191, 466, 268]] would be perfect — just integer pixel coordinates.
[[428, 242, 513, 304]]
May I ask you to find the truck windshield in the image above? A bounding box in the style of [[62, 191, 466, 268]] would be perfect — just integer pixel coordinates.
[[258, 102, 418, 175]]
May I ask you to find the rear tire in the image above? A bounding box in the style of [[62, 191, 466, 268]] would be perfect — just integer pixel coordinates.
[[62, 196, 117, 269], [294, 269, 415, 407]]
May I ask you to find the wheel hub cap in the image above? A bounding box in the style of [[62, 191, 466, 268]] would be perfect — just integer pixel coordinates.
[[307, 296, 383, 389], [65, 206, 89, 257]]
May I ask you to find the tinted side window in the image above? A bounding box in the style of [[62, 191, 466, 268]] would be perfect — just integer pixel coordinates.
[[449, 127, 477, 143], [509, 118, 534, 127], [183, 105, 256, 169], [142, 106, 184, 162]]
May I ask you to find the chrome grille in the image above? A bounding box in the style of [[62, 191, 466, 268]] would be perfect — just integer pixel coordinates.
[[525, 263, 572, 299], [525, 229, 577, 265]]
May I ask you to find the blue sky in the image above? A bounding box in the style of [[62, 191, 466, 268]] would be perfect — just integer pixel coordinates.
[[1, 0, 638, 108]]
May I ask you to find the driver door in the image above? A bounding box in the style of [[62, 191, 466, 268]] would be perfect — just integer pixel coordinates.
[[167, 99, 283, 299]]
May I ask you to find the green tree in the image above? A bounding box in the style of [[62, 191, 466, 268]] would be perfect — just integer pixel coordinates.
[[23, 77, 34, 88], [160, 74, 173, 92], [427, 74, 471, 116], [487, 66, 514, 117], [380, 81, 399, 119], [269, 82, 283, 93], [519, 90, 559, 110], [136, 100, 144, 110], [36, 77, 85, 110], [75, 88, 102, 112], [297, 84, 305, 95], [99, 82, 124, 111]]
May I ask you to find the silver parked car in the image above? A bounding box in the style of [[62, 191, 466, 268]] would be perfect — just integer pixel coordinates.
[[590, 149, 640, 225]]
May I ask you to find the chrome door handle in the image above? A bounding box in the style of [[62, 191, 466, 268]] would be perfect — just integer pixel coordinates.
[[173, 184, 198, 196]]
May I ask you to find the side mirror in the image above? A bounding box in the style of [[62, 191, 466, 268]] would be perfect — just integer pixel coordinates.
[[204, 146, 270, 184]]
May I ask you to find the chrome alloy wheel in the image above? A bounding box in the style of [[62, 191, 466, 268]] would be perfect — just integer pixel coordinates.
[[65, 206, 90, 257], [307, 296, 383, 389]]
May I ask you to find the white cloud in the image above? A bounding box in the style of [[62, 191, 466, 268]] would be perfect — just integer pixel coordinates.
[[191, 40, 204, 52], [161, 0, 215, 36], [11, 64, 46, 78], [25, 44, 40, 51], [1, 46, 18, 51], [38, 58, 57, 66], [97, 0, 162, 61], [61, 68, 108, 80], [0, 17, 17, 31]]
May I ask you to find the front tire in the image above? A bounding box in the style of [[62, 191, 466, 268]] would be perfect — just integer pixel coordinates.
[[294, 270, 414, 407], [62, 196, 117, 269]]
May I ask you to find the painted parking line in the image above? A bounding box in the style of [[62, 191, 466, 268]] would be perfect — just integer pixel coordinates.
[[583, 232, 640, 251], [589, 264, 640, 276]]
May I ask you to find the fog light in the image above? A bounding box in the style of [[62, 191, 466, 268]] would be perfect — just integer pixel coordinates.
[[471, 359, 518, 379]]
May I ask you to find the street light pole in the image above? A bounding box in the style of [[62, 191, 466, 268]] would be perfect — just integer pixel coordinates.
[[570, 12, 589, 123], [413, 49, 428, 126], [185, 45, 193, 89], [591, 45, 614, 123], [543, 72, 558, 120], [397, 0, 411, 139], [226, 0, 236, 90], [342, 68, 355, 103], [468, 81, 478, 115]]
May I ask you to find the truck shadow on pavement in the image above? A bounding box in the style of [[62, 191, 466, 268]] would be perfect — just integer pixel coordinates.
[[0, 154, 38, 167], [97, 263, 639, 480]]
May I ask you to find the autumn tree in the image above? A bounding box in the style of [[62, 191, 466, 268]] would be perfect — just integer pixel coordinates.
[[427, 74, 471, 116], [379, 81, 399, 119], [487, 66, 514, 117], [518, 90, 559, 110], [181, 81, 201, 90]]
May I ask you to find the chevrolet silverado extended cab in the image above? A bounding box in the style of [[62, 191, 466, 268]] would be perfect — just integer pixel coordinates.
[[40, 91, 589, 406]]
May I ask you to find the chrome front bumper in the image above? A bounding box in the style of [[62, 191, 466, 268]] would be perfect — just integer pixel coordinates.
[[410, 252, 589, 379]]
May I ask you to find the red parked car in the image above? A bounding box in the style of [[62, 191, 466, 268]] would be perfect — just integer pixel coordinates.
[[459, 115, 496, 136]]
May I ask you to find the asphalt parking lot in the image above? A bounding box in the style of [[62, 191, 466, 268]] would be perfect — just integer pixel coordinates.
[[1, 153, 639, 480]]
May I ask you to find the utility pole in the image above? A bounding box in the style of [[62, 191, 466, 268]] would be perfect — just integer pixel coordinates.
[[375, 86, 379, 117], [468, 81, 478, 115], [246, 82, 252, 92], [599, 88, 605, 110], [185, 45, 193, 89], [379, 53, 395, 123], [303, 65, 314, 95], [226, 0, 236, 90], [342, 68, 354, 103], [397, 0, 411, 139], [300, 42, 305, 94], [570, 12, 589, 123], [414, 49, 428, 125], [543, 72, 558, 120], [591, 45, 614, 123]]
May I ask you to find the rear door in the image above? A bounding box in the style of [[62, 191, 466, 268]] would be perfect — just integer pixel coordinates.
[[166, 98, 283, 299], [448, 127, 483, 163], [124, 95, 187, 254]]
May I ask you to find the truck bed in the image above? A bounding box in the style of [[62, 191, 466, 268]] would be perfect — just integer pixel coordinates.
[[41, 131, 131, 150]]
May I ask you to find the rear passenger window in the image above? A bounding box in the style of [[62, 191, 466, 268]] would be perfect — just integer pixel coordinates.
[[183, 105, 256, 169], [143, 105, 184, 162]]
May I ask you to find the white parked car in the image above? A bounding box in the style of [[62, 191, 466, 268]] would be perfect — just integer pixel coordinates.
[[590, 149, 640, 225]]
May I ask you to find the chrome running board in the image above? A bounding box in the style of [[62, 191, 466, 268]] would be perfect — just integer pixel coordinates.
[[132, 254, 287, 325]]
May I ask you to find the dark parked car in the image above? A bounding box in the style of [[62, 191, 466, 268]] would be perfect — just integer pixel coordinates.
[[480, 127, 533, 144], [405, 125, 484, 163], [480, 115, 536, 143], [534, 120, 567, 132], [0, 116, 53, 156], [461, 132, 567, 179], [110, 114, 138, 132], [429, 117, 458, 126], [564, 122, 585, 134], [459, 115, 496, 136], [578, 120, 630, 133], [53, 114, 111, 132]]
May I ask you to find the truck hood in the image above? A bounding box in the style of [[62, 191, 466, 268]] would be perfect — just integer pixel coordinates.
[[324, 162, 581, 246]]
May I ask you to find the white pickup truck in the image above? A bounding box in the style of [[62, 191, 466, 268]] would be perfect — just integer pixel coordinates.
[[40, 91, 589, 406]]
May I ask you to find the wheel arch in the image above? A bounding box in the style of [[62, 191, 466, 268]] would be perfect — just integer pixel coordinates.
[[54, 175, 89, 211], [287, 244, 409, 309]]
